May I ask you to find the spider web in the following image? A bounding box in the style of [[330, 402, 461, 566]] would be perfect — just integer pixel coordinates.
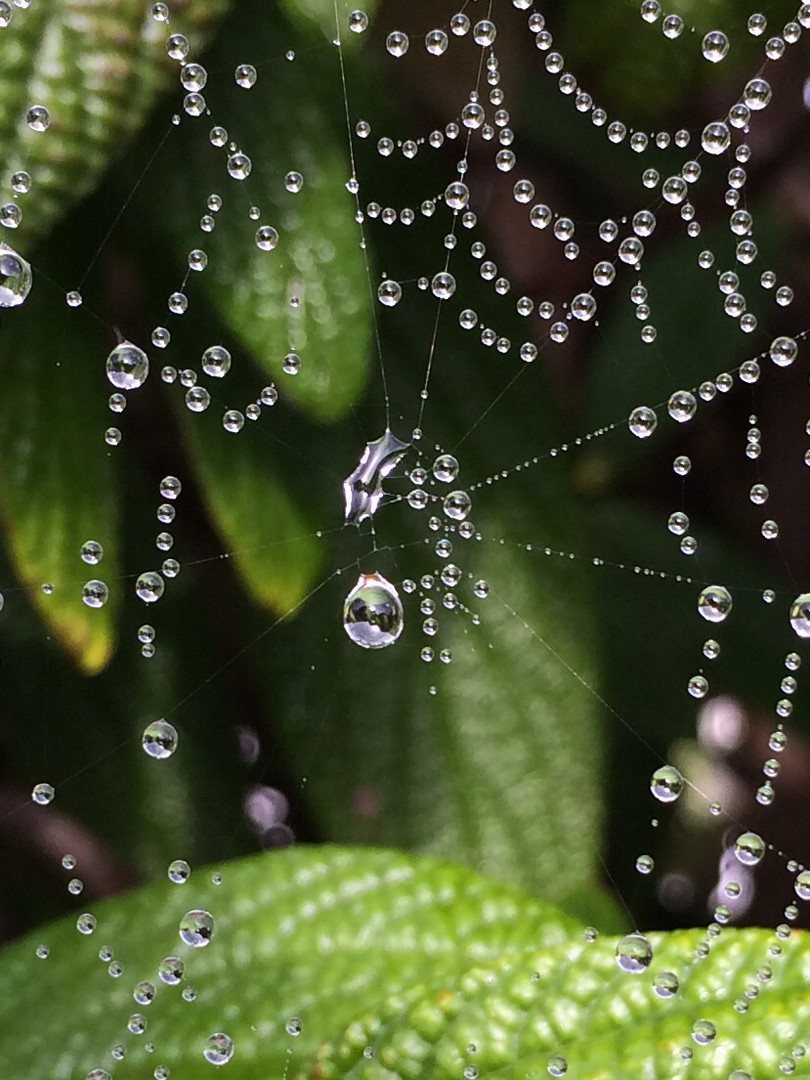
[[1, 0, 810, 1056]]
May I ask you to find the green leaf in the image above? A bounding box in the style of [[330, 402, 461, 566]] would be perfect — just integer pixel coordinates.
[[317, 924, 810, 1080], [179, 402, 324, 614], [0, 280, 119, 674], [0, 0, 230, 247], [0, 846, 578, 1079], [2, 846, 808, 1080], [148, 0, 371, 423]]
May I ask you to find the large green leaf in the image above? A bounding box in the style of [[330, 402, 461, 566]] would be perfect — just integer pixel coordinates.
[[1, 846, 808, 1080], [0, 846, 577, 1079], [146, 0, 370, 422], [0, 279, 118, 673], [0, 0, 229, 247]]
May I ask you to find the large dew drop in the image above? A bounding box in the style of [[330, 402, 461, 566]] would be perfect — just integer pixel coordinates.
[[443, 490, 472, 521], [106, 342, 149, 390], [204, 1032, 234, 1066], [431, 272, 456, 299], [615, 932, 653, 973], [628, 406, 657, 438], [343, 430, 409, 525], [142, 719, 178, 759], [227, 152, 252, 180], [168, 858, 191, 883], [701, 30, 729, 62], [0, 242, 32, 307], [701, 121, 730, 155], [31, 782, 55, 805], [650, 765, 683, 803], [343, 572, 404, 649], [433, 454, 459, 483], [179, 908, 216, 947], [697, 585, 733, 623], [734, 831, 765, 866], [789, 593, 810, 637], [136, 571, 165, 602], [653, 971, 680, 998]]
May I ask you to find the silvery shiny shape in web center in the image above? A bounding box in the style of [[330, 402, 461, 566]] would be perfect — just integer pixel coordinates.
[[343, 429, 409, 524]]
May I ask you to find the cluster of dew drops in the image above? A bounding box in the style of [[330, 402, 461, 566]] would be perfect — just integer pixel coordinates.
[[338, 0, 810, 672]]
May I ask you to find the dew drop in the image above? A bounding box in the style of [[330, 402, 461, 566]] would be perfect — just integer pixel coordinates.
[[227, 153, 252, 180], [431, 272, 456, 299], [653, 970, 680, 998], [770, 335, 798, 367], [136, 572, 165, 603], [789, 593, 810, 638], [204, 1033, 233, 1066], [443, 490, 472, 521], [107, 341, 149, 390], [0, 242, 32, 307], [223, 410, 244, 433], [673, 455, 691, 476], [433, 454, 459, 482], [284, 171, 304, 193], [142, 719, 178, 760], [701, 122, 730, 155], [692, 1019, 717, 1045], [688, 674, 708, 698], [82, 580, 109, 609], [234, 64, 257, 88], [201, 345, 231, 378], [26, 105, 50, 131], [166, 33, 189, 60], [615, 932, 653, 973], [734, 831, 765, 866], [77, 913, 96, 935], [794, 870, 810, 900], [343, 572, 404, 649], [386, 30, 409, 56], [31, 782, 55, 805], [628, 405, 657, 438], [667, 391, 697, 423], [256, 225, 278, 251], [158, 956, 184, 985], [160, 476, 182, 500], [377, 280, 402, 307], [650, 765, 683, 803], [179, 909, 216, 947], [168, 859, 190, 884], [702, 30, 729, 62], [697, 585, 733, 623]]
